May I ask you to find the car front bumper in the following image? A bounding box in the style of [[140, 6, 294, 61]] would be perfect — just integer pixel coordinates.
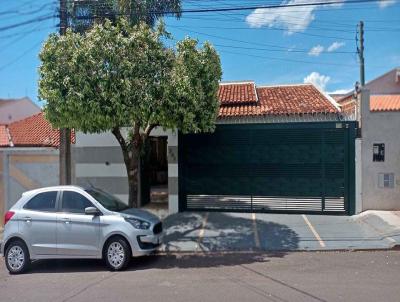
[[131, 233, 163, 256]]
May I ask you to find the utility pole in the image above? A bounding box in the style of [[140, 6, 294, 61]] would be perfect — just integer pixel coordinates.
[[358, 21, 365, 86], [59, 0, 72, 185]]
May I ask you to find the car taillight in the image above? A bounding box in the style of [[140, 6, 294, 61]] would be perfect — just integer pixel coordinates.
[[4, 211, 15, 225]]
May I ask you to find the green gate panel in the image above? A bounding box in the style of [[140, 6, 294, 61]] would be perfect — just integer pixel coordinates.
[[178, 122, 357, 215]]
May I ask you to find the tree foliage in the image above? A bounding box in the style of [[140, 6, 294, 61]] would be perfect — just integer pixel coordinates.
[[39, 19, 222, 206]]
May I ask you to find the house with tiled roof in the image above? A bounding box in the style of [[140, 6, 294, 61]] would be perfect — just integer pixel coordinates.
[[0, 112, 74, 148], [335, 67, 400, 116], [341, 68, 400, 212], [73, 82, 358, 215], [0, 112, 74, 224]]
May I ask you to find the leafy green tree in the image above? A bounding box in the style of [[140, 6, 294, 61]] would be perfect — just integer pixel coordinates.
[[69, 0, 181, 32], [39, 19, 222, 207]]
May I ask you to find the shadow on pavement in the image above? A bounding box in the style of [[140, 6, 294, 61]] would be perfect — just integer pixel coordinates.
[[163, 212, 299, 252], [26, 252, 285, 274], [20, 212, 299, 274]]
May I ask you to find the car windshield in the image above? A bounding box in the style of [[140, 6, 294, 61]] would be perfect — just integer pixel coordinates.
[[85, 189, 130, 212]]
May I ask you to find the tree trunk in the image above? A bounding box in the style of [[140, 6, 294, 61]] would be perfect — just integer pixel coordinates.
[[112, 127, 141, 208], [125, 149, 139, 208]]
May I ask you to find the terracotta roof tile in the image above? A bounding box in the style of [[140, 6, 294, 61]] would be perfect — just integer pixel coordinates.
[[336, 94, 356, 114], [218, 82, 258, 105], [7, 112, 75, 147], [371, 95, 400, 112], [218, 84, 338, 118], [0, 125, 10, 147], [336, 94, 400, 112]]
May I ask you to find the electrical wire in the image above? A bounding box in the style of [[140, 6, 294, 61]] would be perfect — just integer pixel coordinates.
[[0, 40, 43, 71]]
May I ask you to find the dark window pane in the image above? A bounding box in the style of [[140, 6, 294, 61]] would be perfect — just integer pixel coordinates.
[[24, 191, 57, 212], [61, 191, 93, 213], [85, 189, 129, 212], [373, 143, 385, 162]]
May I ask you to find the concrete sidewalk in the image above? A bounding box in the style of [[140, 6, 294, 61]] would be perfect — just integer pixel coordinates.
[[1, 211, 399, 253], [161, 211, 400, 253]]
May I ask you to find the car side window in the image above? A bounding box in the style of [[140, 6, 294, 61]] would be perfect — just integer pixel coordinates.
[[61, 191, 93, 214], [24, 191, 58, 212]]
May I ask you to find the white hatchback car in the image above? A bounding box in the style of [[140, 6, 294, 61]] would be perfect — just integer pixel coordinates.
[[1, 186, 163, 274]]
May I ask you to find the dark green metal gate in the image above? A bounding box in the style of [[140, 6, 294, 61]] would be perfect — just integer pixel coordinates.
[[178, 122, 357, 215]]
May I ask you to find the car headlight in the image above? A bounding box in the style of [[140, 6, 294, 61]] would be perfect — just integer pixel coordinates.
[[125, 218, 151, 230]]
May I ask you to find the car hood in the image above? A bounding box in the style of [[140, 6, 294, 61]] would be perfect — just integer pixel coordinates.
[[119, 208, 160, 224]]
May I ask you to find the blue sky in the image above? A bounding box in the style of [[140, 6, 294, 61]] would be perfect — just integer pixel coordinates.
[[0, 0, 399, 106]]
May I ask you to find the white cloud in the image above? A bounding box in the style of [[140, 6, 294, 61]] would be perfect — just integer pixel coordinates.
[[308, 45, 324, 56], [246, 0, 317, 34], [304, 72, 331, 90], [379, 0, 396, 8], [307, 42, 345, 57], [245, 0, 343, 34], [327, 41, 345, 52]]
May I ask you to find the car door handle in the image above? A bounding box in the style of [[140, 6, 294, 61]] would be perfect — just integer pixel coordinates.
[[23, 216, 32, 223], [61, 218, 71, 224]]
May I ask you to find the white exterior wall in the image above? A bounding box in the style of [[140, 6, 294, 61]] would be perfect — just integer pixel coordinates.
[[365, 68, 400, 94], [360, 89, 400, 210], [355, 138, 362, 214], [72, 128, 179, 212]]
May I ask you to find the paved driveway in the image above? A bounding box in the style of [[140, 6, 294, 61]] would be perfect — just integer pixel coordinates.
[[162, 211, 400, 252]]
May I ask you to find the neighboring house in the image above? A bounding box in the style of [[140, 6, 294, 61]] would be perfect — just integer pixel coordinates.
[[336, 67, 400, 116], [0, 112, 74, 225], [0, 97, 41, 124], [336, 68, 400, 211], [73, 82, 357, 215]]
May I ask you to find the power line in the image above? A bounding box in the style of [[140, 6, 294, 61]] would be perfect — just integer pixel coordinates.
[[0, 25, 57, 40], [0, 40, 43, 71], [0, 14, 56, 32], [0, 2, 57, 17], [65, 0, 396, 15], [173, 22, 355, 40], [212, 43, 355, 55], [0, 23, 44, 51], [169, 25, 353, 54], [216, 48, 358, 67]]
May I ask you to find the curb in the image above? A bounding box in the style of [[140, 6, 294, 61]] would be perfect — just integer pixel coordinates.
[[156, 245, 400, 256]]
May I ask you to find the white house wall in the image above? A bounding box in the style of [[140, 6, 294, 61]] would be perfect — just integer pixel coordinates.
[[0, 98, 41, 124], [73, 128, 179, 212], [360, 90, 400, 210], [365, 68, 400, 94]]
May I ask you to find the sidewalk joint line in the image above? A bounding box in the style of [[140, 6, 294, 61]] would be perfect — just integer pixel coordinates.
[[302, 214, 326, 248]]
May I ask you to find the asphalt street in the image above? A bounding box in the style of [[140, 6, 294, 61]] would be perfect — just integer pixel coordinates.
[[1, 250, 399, 302]]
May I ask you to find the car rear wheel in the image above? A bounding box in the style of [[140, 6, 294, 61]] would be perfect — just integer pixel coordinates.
[[104, 237, 131, 271], [5, 240, 30, 274]]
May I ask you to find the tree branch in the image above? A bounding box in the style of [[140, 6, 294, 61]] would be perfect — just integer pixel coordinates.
[[111, 127, 127, 152], [144, 123, 157, 138]]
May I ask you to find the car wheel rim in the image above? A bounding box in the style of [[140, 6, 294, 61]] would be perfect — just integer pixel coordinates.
[[7, 246, 25, 271], [107, 242, 125, 268]]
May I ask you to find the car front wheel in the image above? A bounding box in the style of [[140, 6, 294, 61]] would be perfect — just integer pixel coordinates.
[[5, 240, 30, 274], [104, 237, 131, 271]]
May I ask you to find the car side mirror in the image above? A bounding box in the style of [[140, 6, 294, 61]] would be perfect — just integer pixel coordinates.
[[85, 207, 101, 216]]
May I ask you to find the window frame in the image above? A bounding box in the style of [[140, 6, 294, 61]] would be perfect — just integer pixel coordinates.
[[58, 190, 98, 215], [378, 173, 395, 189], [23, 190, 60, 213]]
